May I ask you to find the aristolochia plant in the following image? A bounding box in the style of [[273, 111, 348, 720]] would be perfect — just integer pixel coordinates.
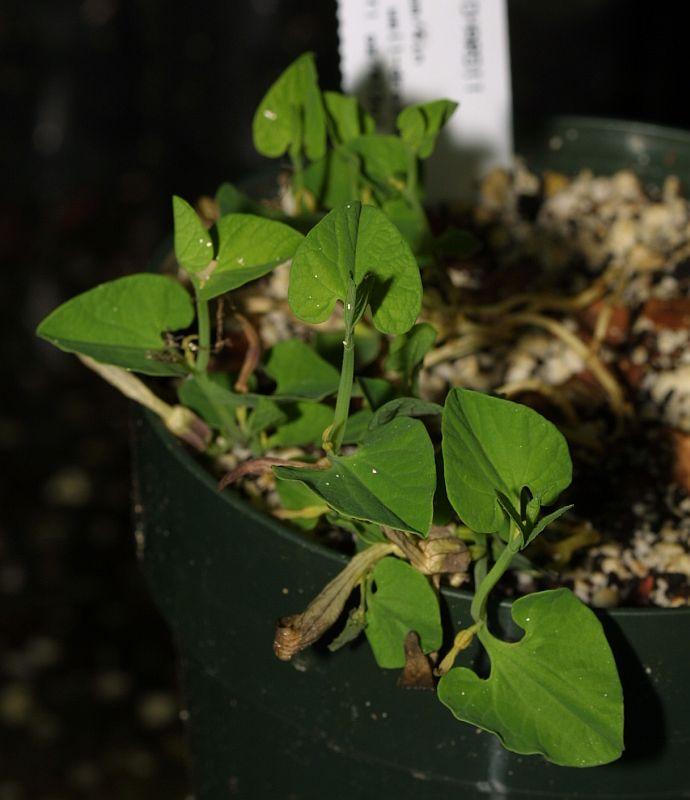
[[36, 52, 624, 767]]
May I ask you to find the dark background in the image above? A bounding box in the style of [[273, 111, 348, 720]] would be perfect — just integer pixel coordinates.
[[1, 1, 687, 797]]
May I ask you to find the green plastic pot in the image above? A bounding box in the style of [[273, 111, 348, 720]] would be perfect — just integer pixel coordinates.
[[133, 118, 690, 800]]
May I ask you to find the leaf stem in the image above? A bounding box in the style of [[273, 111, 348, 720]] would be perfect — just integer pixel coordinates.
[[327, 280, 357, 454], [289, 148, 305, 211], [195, 291, 211, 373], [435, 620, 484, 676], [473, 532, 488, 585], [406, 148, 419, 199], [78, 355, 210, 451], [470, 526, 520, 623]]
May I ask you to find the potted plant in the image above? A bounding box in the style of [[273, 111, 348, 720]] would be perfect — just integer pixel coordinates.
[[37, 54, 689, 799]]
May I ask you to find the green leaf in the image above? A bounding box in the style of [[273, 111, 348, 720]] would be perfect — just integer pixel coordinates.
[[178, 374, 229, 427], [397, 99, 458, 159], [381, 197, 432, 255], [178, 374, 258, 429], [496, 491, 528, 539], [265, 340, 340, 399], [347, 135, 408, 188], [197, 214, 303, 300], [368, 397, 443, 431], [268, 402, 333, 447], [275, 477, 325, 531], [324, 91, 375, 143], [329, 605, 366, 652], [352, 277, 374, 326], [36, 274, 194, 376], [442, 389, 572, 539], [288, 201, 421, 334], [308, 91, 375, 210], [313, 149, 360, 209], [342, 409, 374, 444], [358, 377, 396, 410], [252, 52, 326, 161], [526, 504, 574, 546], [172, 196, 214, 274], [274, 417, 436, 536], [302, 156, 328, 200], [437, 588, 624, 767], [247, 397, 287, 437], [327, 515, 387, 547], [385, 322, 437, 391], [215, 182, 263, 216], [365, 558, 442, 668]]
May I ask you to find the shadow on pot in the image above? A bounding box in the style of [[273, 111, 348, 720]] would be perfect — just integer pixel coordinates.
[[600, 613, 665, 762]]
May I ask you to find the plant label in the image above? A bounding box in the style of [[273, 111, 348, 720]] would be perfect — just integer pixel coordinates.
[[337, 0, 514, 199]]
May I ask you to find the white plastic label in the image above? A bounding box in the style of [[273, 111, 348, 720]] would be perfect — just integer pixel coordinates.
[[337, 0, 513, 199]]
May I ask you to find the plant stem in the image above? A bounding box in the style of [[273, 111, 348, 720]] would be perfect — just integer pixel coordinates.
[[290, 148, 305, 211], [406, 148, 419, 199], [436, 620, 484, 676], [472, 530, 489, 590], [195, 292, 211, 373], [328, 280, 357, 454], [470, 526, 520, 623], [78, 355, 211, 451]]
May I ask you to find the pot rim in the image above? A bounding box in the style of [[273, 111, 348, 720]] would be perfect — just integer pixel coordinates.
[[515, 114, 690, 147], [141, 410, 690, 619]]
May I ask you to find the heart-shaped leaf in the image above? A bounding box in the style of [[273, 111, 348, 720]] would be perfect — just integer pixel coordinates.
[[365, 557, 442, 668], [288, 201, 421, 334], [274, 417, 435, 536], [437, 588, 624, 767], [397, 99, 458, 159], [196, 214, 303, 300], [442, 388, 572, 538], [172, 196, 214, 274], [252, 52, 326, 161], [264, 340, 340, 400], [37, 274, 194, 376]]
